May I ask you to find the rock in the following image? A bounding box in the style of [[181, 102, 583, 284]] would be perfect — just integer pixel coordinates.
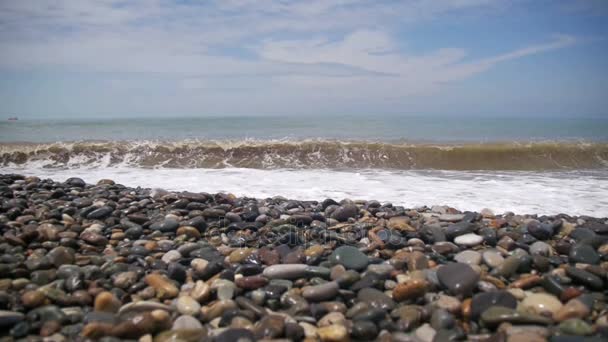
[[161, 250, 182, 264], [481, 306, 551, 327], [520, 293, 563, 316], [470, 291, 517, 320], [566, 267, 604, 290], [263, 264, 308, 279], [569, 244, 600, 264], [454, 250, 482, 265], [351, 320, 378, 340], [527, 221, 554, 240], [113, 271, 138, 289], [553, 296, 592, 322], [150, 219, 179, 232], [529, 241, 552, 256], [172, 315, 204, 331], [94, 291, 121, 313], [415, 323, 437, 342], [176, 296, 200, 315], [302, 281, 339, 302], [0, 310, 24, 328], [430, 309, 455, 330], [253, 314, 285, 339], [483, 250, 505, 268], [393, 279, 428, 301], [558, 319, 594, 336], [145, 274, 179, 299], [21, 290, 46, 308], [357, 288, 395, 311], [454, 233, 483, 247], [317, 324, 348, 342], [329, 246, 369, 271], [47, 246, 75, 267], [330, 204, 359, 221], [87, 206, 114, 220], [437, 263, 479, 296], [214, 328, 255, 342]]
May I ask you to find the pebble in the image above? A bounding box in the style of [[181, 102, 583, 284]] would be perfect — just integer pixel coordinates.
[[0, 174, 605, 342], [454, 250, 482, 265], [302, 281, 339, 302], [437, 262, 479, 296], [176, 296, 201, 315], [520, 293, 563, 316], [145, 274, 179, 299], [454, 233, 484, 247], [329, 246, 369, 271]]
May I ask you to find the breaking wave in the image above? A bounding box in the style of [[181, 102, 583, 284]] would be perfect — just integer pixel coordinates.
[[1, 139, 608, 171]]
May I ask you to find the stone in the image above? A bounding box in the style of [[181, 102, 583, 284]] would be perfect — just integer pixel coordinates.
[[253, 314, 285, 339], [21, 290, 46, 308], [566, 267, 604, 290], [302, 281, 339, 302], [263, 264, 308, 279], [554, 296, 592, 322], [330, 204, 359, 221], [94, 291, 121, 313], [454, 233, 483, 247], [483, 250, 505, 268], [454, 250, 482, 265], [176, 296, 200, 315], [150, 219, 179, 232], [392, 279, 428, 301], [145, 274, 179, 299], [317, 324, 348, 342], [558, 319, 594, 336], [329, 246, 369, 271], [471, 291, 517, 320], [47, 246, 74, 267], [437, 263, 479, 296], [415, 323, 437, 342], [520, 293, 563, 316], [0, 310, 24, 328], [529, 241, 552, 256], [351, 320, 378, 340], [569, 244, 600, 264], [87, 206, 113, 220], [481, 306, 551, 327], [172, 315, 204, 331], [161, 250, 181, 264], [357, 288, 395, 311]]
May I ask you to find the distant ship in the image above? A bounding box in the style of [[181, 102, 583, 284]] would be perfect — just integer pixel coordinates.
[[7, 117, 18, 121]]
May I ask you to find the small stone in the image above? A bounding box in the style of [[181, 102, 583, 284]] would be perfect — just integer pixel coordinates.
[[305, 245, 325, 258], [330, 204, 359, 221], [414, 323, 437, 342], [558, 318, 594, 336], [317, 324, 348, 342], [437, 263, 479, 296], [554, 296, 592, 322], [235, 275, 268, 290], [483, 250, 505, 268], [470, 291, 517, 320], [302, 281, 339, 302], [566, 267, 604, 290], [150, 219, 179, 233], [529, 241, 552, 256], [454, 233, 483, 247], [253, 314, 285, 339], [94, 291, 121, 313], [263, 264, 308, 279], [329, 246, 369, 271], [520, 293, 563, 316], [392, 279, 428, 301], [0, 310, 24, 328], [113, 271, 138, 289], [214, 328, 255, 342], [172, 315, 204, 331], [454, 250, 482, 265], [161, 250, 181, 264], [351, 320, 378, 340], [228, 248, 255, 264], [569, 244, 600, 264], [21, 290, 46, 308], [357, 288, 395, 311], [481, 306, 551, 327], [145, 274, 179, 299], [176, 296, 200, 315]]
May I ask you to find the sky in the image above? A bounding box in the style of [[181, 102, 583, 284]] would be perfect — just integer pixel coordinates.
[[0, 0, 607, 118]]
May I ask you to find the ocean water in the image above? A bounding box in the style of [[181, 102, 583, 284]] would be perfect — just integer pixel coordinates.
[[1, 116, 608, 216]]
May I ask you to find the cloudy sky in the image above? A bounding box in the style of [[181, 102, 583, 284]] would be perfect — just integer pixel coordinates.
[[0, 0, 607, 118]]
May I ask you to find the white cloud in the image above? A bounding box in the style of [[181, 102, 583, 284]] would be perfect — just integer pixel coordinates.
[[0, 0, 581, 114]]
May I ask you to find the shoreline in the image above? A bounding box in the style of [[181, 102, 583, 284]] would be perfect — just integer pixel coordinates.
[[0, 173, 607, 341]]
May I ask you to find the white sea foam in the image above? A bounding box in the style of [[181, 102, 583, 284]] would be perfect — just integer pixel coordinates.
[[2, 166, 607, 217]]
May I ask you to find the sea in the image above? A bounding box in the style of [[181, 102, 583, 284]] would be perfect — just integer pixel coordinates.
[[1, 115, 608, 217]]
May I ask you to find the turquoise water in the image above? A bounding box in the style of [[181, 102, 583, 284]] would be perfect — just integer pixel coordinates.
[[1, 116, 607, 143]]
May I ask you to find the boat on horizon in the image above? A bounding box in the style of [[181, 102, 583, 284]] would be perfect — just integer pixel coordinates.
[[7, 117, 18, 121]]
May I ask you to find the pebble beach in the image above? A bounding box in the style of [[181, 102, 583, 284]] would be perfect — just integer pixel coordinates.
[[0, 173, 607, 342]]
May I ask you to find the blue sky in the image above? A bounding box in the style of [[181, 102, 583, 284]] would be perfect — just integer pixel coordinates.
[[0, 0, 607, 118]]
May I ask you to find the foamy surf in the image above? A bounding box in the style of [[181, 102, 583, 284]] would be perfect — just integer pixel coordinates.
[[2, 166, 607, 217]]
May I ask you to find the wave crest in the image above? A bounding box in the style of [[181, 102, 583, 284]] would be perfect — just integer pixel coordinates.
[[1, 140, 607, 170]]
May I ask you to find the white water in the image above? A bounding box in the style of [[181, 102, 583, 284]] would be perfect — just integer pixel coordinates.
[[2, 166, 607, 217]]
